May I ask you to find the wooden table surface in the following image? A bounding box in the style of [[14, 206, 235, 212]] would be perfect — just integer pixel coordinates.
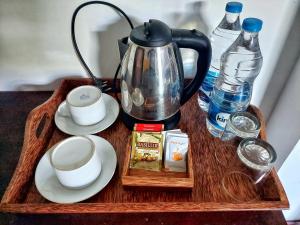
[[0, 91, 287, 225]]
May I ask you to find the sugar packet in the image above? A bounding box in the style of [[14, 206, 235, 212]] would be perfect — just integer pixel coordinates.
[[164, 130, 189, 172]]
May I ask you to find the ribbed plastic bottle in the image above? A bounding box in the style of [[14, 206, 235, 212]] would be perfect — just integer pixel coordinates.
[[198, 2, 242, 112], [206, 18, 263, 138]]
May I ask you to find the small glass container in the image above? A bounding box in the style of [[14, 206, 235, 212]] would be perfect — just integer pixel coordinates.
[[215, 112, 261, 166], [221, 112, 261, 141], [237, 138, 276, 183], [222, 138, 277, 202]]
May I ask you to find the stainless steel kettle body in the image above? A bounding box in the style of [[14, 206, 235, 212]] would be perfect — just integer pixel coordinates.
[[70, 1, 210, 129], [121, 42, 182, 121], [119, 19, 211, 129]]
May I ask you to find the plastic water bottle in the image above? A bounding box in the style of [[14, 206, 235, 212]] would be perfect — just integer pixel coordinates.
[[198, 2, 242, 112], [206, 18, 263, 138]]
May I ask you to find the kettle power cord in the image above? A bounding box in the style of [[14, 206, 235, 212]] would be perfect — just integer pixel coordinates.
[[71, 1, 133, 93]]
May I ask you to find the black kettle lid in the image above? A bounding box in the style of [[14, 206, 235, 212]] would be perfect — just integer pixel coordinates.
[[130, 19, 172, 47]]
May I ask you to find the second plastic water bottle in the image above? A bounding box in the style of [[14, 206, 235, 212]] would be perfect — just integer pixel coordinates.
[[207, 18, 263, 138]]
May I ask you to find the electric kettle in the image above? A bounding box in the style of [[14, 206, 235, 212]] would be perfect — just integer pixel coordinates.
[[119, 19, 211, 129]]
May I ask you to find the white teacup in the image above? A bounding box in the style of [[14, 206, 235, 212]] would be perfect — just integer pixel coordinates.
[[65, 85, 106, 126], [50, 136, 101, 189]]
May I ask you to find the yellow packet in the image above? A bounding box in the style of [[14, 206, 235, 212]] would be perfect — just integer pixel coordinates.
[[130, 131, 163, 171]]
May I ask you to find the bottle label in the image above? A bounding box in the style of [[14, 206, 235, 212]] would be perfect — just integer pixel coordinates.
[[216, 112, 230, 128], [208, 101, 231, 130], [199, 86, 211, 99], [200, 70, 219, 99]]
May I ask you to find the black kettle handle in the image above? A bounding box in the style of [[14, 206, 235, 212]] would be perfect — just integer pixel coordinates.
[[172, 29, 211, 105]]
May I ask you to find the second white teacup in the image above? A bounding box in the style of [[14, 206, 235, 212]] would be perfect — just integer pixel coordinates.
[[65, 85, 106, 126], [50, 136, 102, 189]]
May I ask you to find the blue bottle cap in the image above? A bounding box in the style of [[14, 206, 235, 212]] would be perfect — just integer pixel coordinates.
[[242, 18, 263, 32], [225, 2, 243, 13]]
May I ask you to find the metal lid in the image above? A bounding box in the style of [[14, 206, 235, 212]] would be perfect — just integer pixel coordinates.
[[130, 19, 172, 47]]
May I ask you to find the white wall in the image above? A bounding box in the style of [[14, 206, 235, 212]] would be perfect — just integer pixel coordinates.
[[279, 140, 300, 221], [267, 57, 300, 169], [260, 5, 300, 122], [0, 0, 298, 107]]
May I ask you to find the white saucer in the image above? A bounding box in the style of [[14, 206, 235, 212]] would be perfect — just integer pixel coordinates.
[[35, 135, 117, 203], [55, 93, 119, 135]]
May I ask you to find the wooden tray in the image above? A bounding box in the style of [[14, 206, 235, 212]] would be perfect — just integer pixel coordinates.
[[0, 78, 289, 213], [121, 140, 194, 189]]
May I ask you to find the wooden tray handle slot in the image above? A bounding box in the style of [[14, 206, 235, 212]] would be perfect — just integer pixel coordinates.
[[1, 96, 57, 204], [35, 112, 51, 140]]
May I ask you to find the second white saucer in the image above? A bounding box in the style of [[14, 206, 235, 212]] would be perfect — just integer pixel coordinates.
[[35, 135, 117, 203], [55, 93, 119, 135]]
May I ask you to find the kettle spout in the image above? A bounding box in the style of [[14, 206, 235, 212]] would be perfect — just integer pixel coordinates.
[[118, 37, 129, 61]]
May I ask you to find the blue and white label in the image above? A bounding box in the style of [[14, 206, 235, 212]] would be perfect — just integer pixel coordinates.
[[207, 101, 232, 130], [199, 86, 211, 98], [199, 70, 219, 102], [216, 112, 230, 128]]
